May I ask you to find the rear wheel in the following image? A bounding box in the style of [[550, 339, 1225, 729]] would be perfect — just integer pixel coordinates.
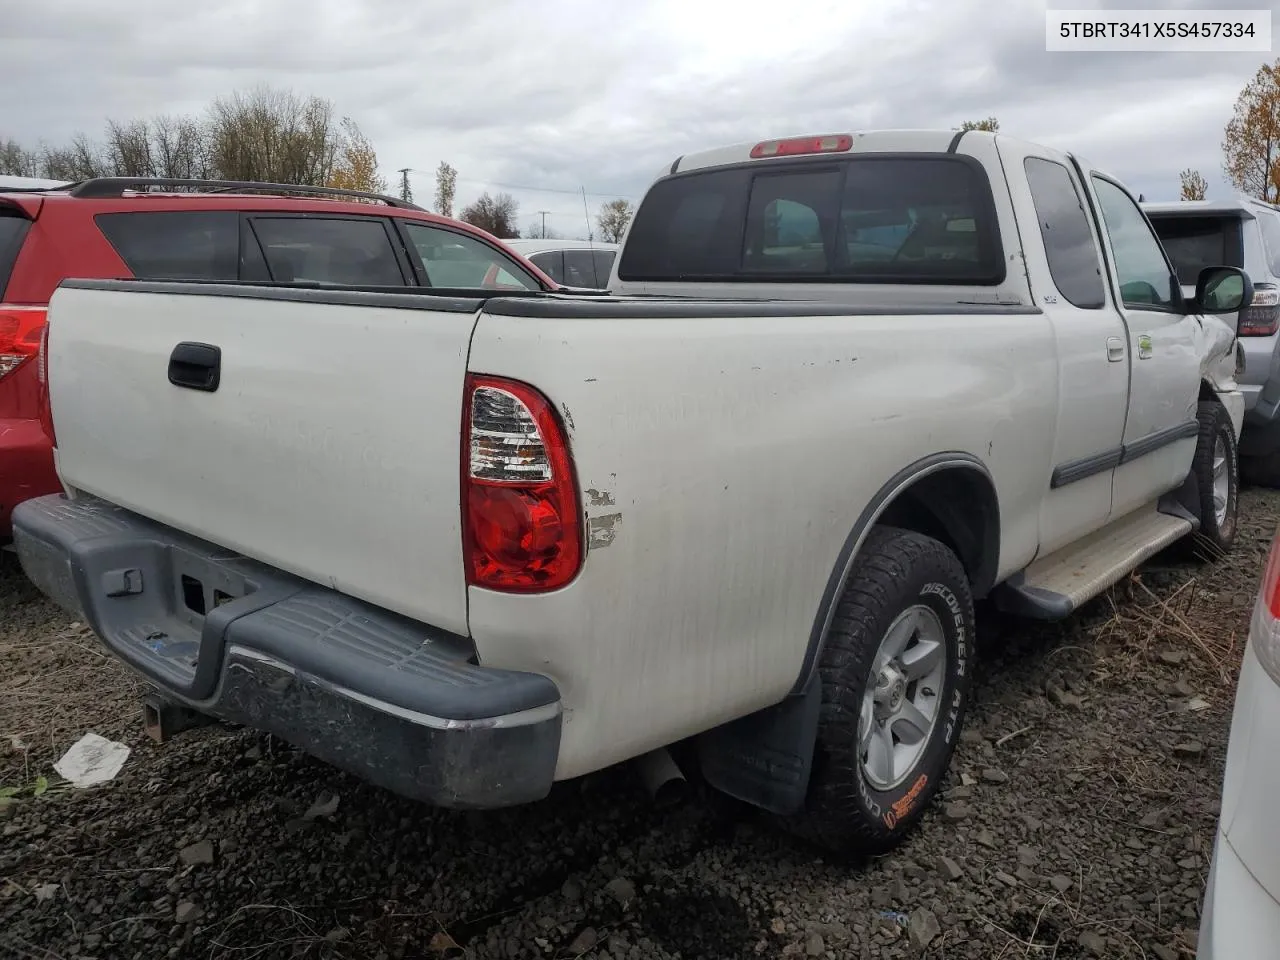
[[1189, 400, 1239, 559], [785, 526, 974, 855]]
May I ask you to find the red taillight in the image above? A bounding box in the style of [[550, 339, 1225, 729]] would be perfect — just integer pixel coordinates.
[[37, 321, 55, 445], [1263, 527, 1280, 621], [750, 134, 854, 159], [0, 304, 47, 380], [462, 374, 582, 592]]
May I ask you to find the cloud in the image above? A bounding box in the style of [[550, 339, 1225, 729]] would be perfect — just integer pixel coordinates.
[[1, 0, 1269, 235]]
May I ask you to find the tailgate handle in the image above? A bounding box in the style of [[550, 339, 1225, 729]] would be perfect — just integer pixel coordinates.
[[168, 342, 221, 393]]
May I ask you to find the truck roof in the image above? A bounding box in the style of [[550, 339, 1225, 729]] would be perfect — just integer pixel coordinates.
[[669, 129, 1016, 175]]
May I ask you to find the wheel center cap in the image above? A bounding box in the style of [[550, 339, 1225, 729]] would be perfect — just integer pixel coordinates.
[[888, 679, 906, 711]]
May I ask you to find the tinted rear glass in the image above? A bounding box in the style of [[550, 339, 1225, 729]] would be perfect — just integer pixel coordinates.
[[564, 249, 611, 286], [618, 156, 1004, 284], [529, 250, 565, 283], [96, 211, 239, 280], [1148, 215, 1239, 284], [0, 213, 32, 299], [250, 217, 406, 286]]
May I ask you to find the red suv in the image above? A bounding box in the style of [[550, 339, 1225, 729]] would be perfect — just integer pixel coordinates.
[[0, 177, 559, 538]]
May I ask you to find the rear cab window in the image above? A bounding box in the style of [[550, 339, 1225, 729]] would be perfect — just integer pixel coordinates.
[[618, 155, 1005, 284], [1147, 214, 1244, 285]]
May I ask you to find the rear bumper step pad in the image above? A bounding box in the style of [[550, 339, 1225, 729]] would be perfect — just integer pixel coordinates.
[[12, 493, 561, 809]]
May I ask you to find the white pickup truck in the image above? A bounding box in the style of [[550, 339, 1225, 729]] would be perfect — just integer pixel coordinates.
[[14, 129, 1252, 855]]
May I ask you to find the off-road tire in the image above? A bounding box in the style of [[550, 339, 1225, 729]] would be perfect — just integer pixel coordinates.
[[784, 525, 974, 856], [1189, 400, 1239, 560]]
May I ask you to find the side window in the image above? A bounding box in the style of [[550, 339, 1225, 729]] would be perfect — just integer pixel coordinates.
[[564, 249, 605, 286], [249, 217, 405, 286], [403, 223, 540, 290], [529, 250, 565, 283], [592, 249, 616, 282], [1090, 177, 1178, 309], [0, 213, 32, 298], [1256, 210, 1280, 276], [1022, 158, 1106, 309], [95, 211, 239, 280]]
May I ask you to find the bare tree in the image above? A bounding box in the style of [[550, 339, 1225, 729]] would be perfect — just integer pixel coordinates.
[[104, 119, 155, 177], [0, 139, 40, 177], [460, 192, 519, 238], [435, 162, 457, 218], [207, 85, 341, 184], [957, 117, 1000, 132], [596, 198, 635, 244]]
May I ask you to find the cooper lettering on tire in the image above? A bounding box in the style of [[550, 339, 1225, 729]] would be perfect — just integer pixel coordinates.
[[784, 525, 975, 855]]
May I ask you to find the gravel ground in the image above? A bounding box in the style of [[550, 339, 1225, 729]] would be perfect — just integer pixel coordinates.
[[2, 490, 1278, 960]]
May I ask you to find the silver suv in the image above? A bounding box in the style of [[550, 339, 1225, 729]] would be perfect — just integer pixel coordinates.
[[1145, 196, 1280, 482]]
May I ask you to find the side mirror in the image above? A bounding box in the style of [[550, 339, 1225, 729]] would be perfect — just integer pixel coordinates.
[[1195, 265, 1253, 315]]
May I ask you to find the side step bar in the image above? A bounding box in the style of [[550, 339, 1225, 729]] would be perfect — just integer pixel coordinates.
[[994, 505, 1195, 620]]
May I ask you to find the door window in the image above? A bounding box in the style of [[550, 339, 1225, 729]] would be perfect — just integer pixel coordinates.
[[1090, 177, 1179, 309], [403, 223, 539, 290], [250, 217, 406, 286]]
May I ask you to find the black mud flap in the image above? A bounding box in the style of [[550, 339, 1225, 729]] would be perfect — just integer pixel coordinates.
[[695, 671, 821, 816]]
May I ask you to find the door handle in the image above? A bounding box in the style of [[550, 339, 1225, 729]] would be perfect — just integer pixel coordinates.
[[1107, 337, 1124, 362], [168, 342, 221, 392]]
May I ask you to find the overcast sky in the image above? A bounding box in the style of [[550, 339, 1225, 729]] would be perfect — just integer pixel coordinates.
[[2, 0, 1270, 238]]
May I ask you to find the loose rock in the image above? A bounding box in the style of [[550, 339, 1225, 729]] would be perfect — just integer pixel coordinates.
[[907, 908, 941, 950], [605, 876, 636, 907], [175, 901, 201, 924], [1078, 930, 1107, 956], [1173, 741, 1205, 758], [982, 767, 1009, 784], [804, 932, 824, 957], [178, 840, 214, 866], [569, 927, 599, 954], [937, 856, 964, 881]]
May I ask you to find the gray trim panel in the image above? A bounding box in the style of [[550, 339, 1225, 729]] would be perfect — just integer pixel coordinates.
[[1051, 418, 1200, 489]]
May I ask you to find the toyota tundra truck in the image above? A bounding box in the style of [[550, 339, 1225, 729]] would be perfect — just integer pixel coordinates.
[[12, 129, 1250, 855]]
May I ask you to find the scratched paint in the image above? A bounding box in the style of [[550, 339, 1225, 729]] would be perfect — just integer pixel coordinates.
[[585, 488, 616, 507], [587, 512, 622, 548]]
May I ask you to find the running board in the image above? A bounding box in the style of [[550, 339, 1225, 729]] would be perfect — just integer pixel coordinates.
[[993, 506, 1195, 620]]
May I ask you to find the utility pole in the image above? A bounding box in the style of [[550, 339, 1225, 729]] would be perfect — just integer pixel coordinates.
[[537, 210, 551, 238], [397, 168, 413, 204]]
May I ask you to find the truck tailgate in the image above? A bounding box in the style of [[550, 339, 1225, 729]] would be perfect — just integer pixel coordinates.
[[45, 282, 477, 635]]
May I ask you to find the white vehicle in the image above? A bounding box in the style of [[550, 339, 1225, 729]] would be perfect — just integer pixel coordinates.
[[1199, 525, 1280, 957], [13, 130, 1252, 854], [503, 238, 617, 288]]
